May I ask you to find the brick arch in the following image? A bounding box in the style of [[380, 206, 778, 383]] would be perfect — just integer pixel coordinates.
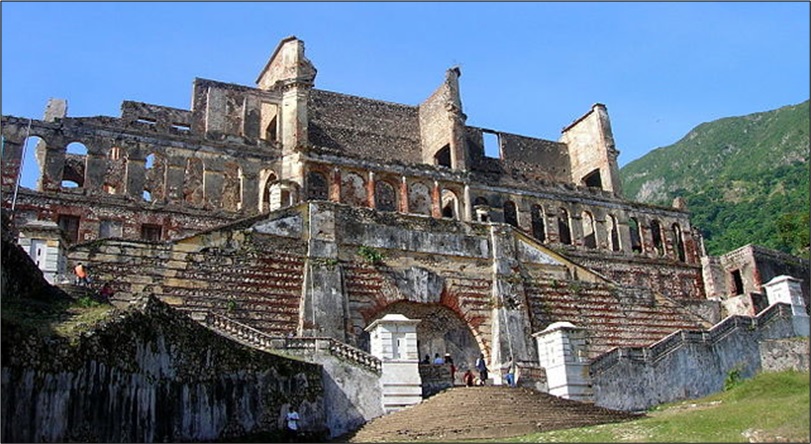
[[362, 301, 486, 373]]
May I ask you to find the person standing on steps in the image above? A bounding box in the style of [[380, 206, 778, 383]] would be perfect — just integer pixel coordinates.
[[433, 353, 445, 364], [286, 406, 300, 442], [445, 353, 456, 384], [74, 262, 89, 286], [475, 353, 489, 385]]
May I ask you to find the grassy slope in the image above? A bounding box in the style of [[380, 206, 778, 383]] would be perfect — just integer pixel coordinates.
[[497, 370, 809, 443], [620, 100, 810, 256]]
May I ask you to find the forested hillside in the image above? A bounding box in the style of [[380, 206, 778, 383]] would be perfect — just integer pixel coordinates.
[[620, 100, 809, 257]]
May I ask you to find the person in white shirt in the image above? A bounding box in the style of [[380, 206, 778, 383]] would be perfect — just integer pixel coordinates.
[[286, 407, 300, 441]]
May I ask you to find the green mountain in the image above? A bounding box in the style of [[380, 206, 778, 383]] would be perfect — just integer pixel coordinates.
[[620, 100, 810, 257]]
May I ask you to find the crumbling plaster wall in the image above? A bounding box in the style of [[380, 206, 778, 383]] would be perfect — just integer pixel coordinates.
[[1, 296, 325, 443]]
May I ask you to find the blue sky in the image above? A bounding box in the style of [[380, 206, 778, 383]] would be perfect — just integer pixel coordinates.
[[2, 2, 809, 189]]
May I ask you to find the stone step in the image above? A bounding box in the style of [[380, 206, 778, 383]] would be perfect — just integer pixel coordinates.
[[347, 386, 641, 442]]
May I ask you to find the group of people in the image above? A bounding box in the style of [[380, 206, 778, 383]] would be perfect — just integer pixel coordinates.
[[73, 262, 115, 301], [422, 352, 493, 387]]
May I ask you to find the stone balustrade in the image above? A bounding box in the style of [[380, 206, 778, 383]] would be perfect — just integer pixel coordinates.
[[203, 311, 381, 373]]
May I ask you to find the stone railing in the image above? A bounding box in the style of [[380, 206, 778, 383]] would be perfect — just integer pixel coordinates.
[[591, 303, 794, 375], [202, 311, 381, 374]]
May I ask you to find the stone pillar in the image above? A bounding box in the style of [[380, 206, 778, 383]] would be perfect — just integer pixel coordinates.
[[300, 202, 346, 340], [763, 275, 809, 337], [489, 224, 537, 385], [534, 321, 592, 401], [431, 181, 441, 218], [365, 314, 422, 413], [399, 177, 409, 213], [367, 171, 376, 209], [329, 168, 341, 203]]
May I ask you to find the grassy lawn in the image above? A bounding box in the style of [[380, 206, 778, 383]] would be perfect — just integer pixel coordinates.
[[495, 370, 809, 443]]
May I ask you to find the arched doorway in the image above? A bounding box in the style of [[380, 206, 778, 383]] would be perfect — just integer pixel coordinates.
[[364, 301, 481, 373]]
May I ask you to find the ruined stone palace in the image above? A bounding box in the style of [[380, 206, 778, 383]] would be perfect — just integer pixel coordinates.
[[2, 36, 808, 433]]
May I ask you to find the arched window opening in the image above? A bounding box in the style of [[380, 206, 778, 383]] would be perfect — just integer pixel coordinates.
[[558, 208, 572, 245], [340, 172, 368, 207], [307, 171, 329, 201], [261, 171, 278, 212], [62, 142, 87, 188], [582, 169, 602, 189], [531, 204, 546, 242], [434, 144, 452, 168], [441, 189, 459, 219], [608, 215, 621, 251], [20, 136, 46, 190], [672, 223, 686, 262], [582, 211, 596, 249], [66, 141, 87, 156], [651, 220, 664, 256], [503, 200, 518, 227], [473, 196, 490, 222], [408, 182, 431, 216], [266, 115, 278, 141], [629, 217, 643, 253], [375, 180, 398, 212]]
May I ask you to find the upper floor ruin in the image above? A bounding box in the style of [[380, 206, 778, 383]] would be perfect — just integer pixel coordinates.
[[1, 36, 697, 265]]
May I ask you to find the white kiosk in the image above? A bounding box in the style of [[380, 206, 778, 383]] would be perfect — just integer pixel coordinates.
[[534, 321, 593, 402], [365, 314, 422, 413], [762, 275, 809, 337]]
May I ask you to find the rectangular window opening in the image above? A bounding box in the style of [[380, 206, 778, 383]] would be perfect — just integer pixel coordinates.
[[141, 223, 163, 241], [483, 131, 501, 159], [136, 117, 157, 125]]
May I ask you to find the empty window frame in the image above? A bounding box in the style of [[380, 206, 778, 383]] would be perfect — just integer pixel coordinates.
[[558, 208, 572, 245], [503, 200, 518, 227], [57, 214, 81, 244], [434, 144, 452, 168], [731, 269, 745, 296], [629, 217, 643, 253], [531, 204, 546, 242], [140, 223, 163, 242]]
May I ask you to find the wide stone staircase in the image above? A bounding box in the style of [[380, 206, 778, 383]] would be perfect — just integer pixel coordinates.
[[345, 385, 642, 442]]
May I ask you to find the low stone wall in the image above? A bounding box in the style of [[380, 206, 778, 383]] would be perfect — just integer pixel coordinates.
[[1, 296, 325, 443], [760, 337, 810, 373], [590, 303, 800, 412]]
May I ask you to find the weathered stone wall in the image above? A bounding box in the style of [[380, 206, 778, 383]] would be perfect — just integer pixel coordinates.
[[279, 347, 384, 438], [759, 337, 810, 372], [309, 89, 422, 164], [590, 303, 800, 411], [0, 296, 325, 443]]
